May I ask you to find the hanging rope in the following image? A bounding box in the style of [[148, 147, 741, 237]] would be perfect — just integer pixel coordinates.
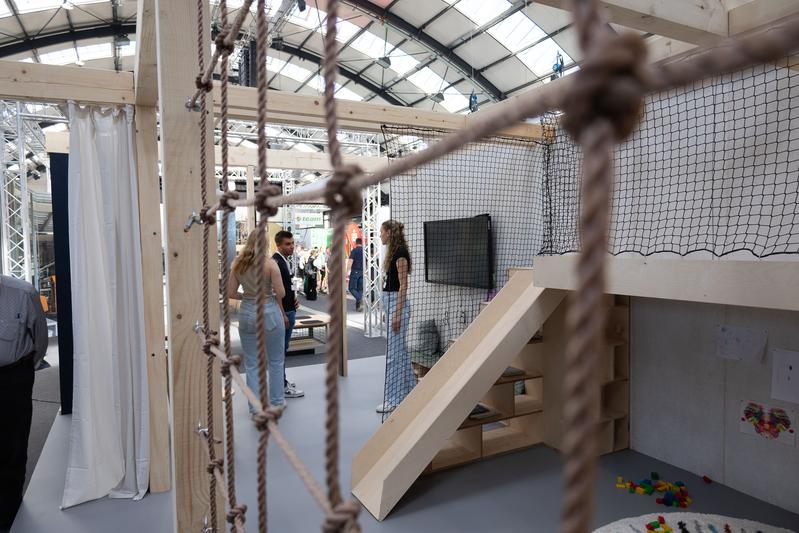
[[183, 0, 799, 531]]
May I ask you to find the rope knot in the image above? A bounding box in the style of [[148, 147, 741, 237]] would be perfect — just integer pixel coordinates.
[[219, 190, 240, 212], [324, 164, 363, 217], [214, 29, 236, 56], [195, 74, 213, 93], [226, 504, 247, 525], [254, 184, 282, 218], [203, 334, 219, 355], [252, 405, 284, 431], [562, 32, 648, 142], [200, 205, 217, 225], [322, 499, 362, 533], [206, 458, 223, 474]]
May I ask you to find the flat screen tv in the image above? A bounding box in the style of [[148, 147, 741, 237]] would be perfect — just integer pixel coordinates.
[[423, 214, 493, 289]]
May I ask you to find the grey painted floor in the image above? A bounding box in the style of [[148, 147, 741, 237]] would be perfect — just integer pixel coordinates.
[[13, 356, 799, 533]]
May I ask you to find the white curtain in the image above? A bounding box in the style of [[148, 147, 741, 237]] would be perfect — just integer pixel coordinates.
[[62, 103, 149, 508]]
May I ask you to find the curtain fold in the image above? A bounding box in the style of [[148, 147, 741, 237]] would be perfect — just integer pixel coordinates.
[[62, 103, 149, 509]]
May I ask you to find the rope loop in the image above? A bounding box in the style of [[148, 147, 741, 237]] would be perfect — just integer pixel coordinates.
[[324, 164, 363, 216], [215, 28, 236, 56], [220, 359, 232, 377], [226, 504, 247, 525], [219, 190, 240, 213], [206, 458, 224, 474], [252, 405, 284, 432], [322, 499, 362, 533], [254, 184, 282, 218], [195, 74, 213, 93], [562, 32, 648, 142], [200, 205, 217, 226]]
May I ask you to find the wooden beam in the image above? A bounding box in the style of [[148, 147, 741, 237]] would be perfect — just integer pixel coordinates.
[[534, 0, 727, 46], [216, 84, 543, 139], [155, 0, 222, 530], [46, 130, 387, 172], [133, 105, 170, 492], [0, 59, 133, 105], [728, 0, 799, 36], [134, 0, 157, 106], [533, 256, 799, 312]]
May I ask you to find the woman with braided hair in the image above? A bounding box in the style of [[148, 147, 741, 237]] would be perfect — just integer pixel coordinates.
[[377, 219, 415, 414]]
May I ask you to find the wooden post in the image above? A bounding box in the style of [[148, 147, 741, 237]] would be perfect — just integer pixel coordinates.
[[246, 165, 255, 234], [155, 0, 222, 530], [134, 105, 171, 493]]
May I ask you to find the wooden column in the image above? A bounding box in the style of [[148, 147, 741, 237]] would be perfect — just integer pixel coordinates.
[[134, 105, 171, 493], [246, 165, 255, 234], [154, 0, 222, 530]]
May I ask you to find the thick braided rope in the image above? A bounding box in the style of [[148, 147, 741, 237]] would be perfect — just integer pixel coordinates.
[[254, 1, 272, 531], [560, 2, 646, 532], [194, 0, 218, 528], [215, 0, 243, 525], [320, 1, 362, 531]]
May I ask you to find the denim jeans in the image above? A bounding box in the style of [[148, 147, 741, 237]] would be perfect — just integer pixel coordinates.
[[283, 310, 296, 387], [238, 298, 285, 410], [384, 291, 414, 407], [349, 270, 363, 305]]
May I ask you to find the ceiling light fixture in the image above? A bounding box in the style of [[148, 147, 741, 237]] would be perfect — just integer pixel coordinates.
[[62, 0, 74, 10], [116, 34, 131, 46], [376, 56, 391, 69], [75, 59, 85, 66], [429, 92, 445, 103]]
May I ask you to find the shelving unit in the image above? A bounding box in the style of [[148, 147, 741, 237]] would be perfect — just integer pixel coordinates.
[[425, 293, 630, 474]]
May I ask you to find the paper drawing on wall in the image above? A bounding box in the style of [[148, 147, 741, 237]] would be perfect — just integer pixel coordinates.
[[715, 325, 767, 362], [739, 400, 795, 446]]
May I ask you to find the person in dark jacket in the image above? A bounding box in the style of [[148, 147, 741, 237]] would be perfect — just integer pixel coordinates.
[[272, 231, 304, 398]]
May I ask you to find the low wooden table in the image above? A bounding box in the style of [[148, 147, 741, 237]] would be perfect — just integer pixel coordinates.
[[287, 314, 330, 355]]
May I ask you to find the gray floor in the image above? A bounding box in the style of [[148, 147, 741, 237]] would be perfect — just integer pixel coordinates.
[[13, 356, 799, 533]]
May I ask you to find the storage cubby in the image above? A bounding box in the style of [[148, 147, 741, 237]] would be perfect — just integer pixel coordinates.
[[427, 292, 629, 474]]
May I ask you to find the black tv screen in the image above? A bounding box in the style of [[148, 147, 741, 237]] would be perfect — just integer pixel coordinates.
[[423, 214, 493, 289]]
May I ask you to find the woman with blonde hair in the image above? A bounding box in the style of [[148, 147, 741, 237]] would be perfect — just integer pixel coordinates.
[[228, 229, 288, 411], [377, 219, 415, 413]]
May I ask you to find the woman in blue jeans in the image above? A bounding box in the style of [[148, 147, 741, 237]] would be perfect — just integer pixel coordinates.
[[228, 230, 288, 412], [377, 219, 415, 414]]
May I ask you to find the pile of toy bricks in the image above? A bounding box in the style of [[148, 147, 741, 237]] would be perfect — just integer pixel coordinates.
[[616, 472, 693, 508]]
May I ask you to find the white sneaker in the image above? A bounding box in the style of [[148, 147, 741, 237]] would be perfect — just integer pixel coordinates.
[[284, 381, 305, 398], [375, 402, 396, 414]]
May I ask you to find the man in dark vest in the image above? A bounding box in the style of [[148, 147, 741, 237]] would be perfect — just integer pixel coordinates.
[[273, 231, 304, 398]]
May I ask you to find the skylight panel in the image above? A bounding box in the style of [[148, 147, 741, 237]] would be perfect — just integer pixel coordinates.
[[0, 1, 10, 17], [516, 39, 571, 77], [487, 11, 547, 53], [15, 0, 61, 13], [439, 87, 468, 113], [451, 0, 510, 26], [119, 41, 136, 57], [280, 62, 313, 83], [40, 47, 78, 65], [77, 42, 113, 62], [287, 6, 324, 30], [407, 68, 446, 95], [335, 86, 362, 101]]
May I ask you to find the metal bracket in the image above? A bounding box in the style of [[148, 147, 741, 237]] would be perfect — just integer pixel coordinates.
[[186, 99, 202, 113], [197, 421, 209, 438], [201, 516, 214, 533], [184, 211, 203, 232]]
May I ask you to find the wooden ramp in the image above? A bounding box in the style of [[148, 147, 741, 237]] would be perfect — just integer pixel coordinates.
[[351, 270, 566, 520]]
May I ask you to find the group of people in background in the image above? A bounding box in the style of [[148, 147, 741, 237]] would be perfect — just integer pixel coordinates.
[[229, 219, 414, 417]]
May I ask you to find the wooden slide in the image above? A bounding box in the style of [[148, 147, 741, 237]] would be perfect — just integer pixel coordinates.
[[351, 270, 566, 520]]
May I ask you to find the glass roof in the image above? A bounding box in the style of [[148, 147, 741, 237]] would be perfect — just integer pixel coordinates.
[[0, 0, 583, 111]]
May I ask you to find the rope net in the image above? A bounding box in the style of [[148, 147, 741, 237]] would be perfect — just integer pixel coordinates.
[[542, 57, 799, 258], [184, 0, 799, 530]]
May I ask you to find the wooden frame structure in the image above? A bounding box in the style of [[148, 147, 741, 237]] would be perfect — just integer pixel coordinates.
[[0, 0, 796, 530]]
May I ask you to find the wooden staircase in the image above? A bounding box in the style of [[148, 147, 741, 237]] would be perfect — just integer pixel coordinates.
[[351, 270, 566, 520]]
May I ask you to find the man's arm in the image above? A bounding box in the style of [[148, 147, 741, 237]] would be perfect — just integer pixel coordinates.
[[28, 288, 47, 367]]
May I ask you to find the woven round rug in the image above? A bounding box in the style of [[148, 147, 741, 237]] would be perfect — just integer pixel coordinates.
[[594, 512, 796, 533]]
